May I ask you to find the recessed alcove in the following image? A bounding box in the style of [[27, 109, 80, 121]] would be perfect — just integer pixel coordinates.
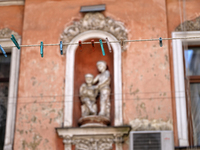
[[73, 38, 115, 127]]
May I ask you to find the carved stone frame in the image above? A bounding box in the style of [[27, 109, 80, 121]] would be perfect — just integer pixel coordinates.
[[64, 30, 123, 127], [0, 28, 21, 150]]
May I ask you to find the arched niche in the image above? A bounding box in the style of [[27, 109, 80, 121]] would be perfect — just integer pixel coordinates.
[[64, 30, 123, 127], [73, 38, 114, 127]]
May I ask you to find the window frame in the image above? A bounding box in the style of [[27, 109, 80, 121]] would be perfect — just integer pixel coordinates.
[[0, 35, 21, 150], [172, 31, 200, 146], [183, 45, 200, 146]]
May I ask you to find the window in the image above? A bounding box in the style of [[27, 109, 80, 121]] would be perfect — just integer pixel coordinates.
[[0, 53, 11, 150], [184, 46, 200, 145], [172, 31, 200, 146]]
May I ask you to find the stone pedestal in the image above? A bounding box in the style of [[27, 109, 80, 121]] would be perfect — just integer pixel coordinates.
[[56, 126, 131, 150], [78, 115, 110, 127]]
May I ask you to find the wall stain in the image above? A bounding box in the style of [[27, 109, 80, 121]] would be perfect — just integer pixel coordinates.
[[22, 134, 42, 150], [130, 85, 140, 96]]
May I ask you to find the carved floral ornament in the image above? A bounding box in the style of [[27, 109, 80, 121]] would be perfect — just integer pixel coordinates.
[[175, 16, 200, 31], [61, 13, 128, 52], [63, 136, 120, 150], [0, 28, 19, 39]]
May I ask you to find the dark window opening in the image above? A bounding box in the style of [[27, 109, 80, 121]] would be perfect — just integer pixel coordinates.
[[0, 53, 11, 150]]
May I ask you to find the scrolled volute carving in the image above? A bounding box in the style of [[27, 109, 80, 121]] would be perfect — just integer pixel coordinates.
[[63, 135, 72, 145], [175, 16, 200, 31], [61, 13, 128, 52], [114, 134, 124, 143], [0, 28, 19, 38], [98, 138, 113, 150]]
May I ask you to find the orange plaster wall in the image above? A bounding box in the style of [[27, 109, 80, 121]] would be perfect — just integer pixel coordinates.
[[13, 0, 174, 149], [120, 0, 172, 123], [0, 5, 24, 35]]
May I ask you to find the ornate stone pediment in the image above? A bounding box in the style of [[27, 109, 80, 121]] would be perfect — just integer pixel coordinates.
[[0, 28, 19, 39], [61, 13, 128, 51], [175, 16, 200, 31]]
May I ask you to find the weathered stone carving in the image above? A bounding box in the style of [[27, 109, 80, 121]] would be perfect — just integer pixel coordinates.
[[79, 74, 98, 116], [93, 61, 111, 118], [175, 16, 200, 31], [0, 28, 19, 38], [61, 13, 128, 52], [73, 137, 113, 150], [56, 126, 131, 150], [129, 119, 173, 131], [79, 61, 111, 127], [63, 136, 72, 150]]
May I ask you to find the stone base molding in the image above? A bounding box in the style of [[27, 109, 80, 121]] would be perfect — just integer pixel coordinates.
[[56, 126, 131, 150]]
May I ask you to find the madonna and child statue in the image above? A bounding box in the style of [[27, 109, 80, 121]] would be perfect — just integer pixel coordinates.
[[78, 61, 111, 127]]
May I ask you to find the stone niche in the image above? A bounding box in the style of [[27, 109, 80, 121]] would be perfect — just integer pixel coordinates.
[[56, 13, 131, 150]]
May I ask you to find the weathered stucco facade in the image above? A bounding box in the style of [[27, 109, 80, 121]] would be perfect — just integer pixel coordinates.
[[1, 0, 200, 149]]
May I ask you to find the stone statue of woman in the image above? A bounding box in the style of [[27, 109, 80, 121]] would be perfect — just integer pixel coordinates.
[[93, 61, 111, 119]]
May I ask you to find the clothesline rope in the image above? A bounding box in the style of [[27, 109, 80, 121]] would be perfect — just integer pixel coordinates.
[[2, 36, 200, 48]]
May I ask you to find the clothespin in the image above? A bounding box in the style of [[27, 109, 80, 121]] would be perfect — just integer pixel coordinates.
[[159, 37, 163, 47], [99, 39, 105, 56], [0, 45, 7, 57], [91, 40, 95, 51], [60, 41, 63, 55], [10, 34, 20, 49], [79, 41, 82, 52], [40, 41, 43, 57], [105, 37, 112, 53], [120, 39, 124, 47]]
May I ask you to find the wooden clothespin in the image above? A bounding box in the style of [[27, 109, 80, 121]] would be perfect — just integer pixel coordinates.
[[105, 37, 112, 53], [99, 39, 105, 56], [11, 34, 20, 49], [60, 41, 63, 55], [0, 45, 7, 57], [40, 41, 43, 57], [91, 40, 95, 51], [120, 39, 124, 47], [159, 37, 163, 47], [79, 41, 82, 52]]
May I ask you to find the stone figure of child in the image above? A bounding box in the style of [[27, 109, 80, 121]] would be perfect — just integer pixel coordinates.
[[93, 61, 111, 119], [79, 74, 98, 117]]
